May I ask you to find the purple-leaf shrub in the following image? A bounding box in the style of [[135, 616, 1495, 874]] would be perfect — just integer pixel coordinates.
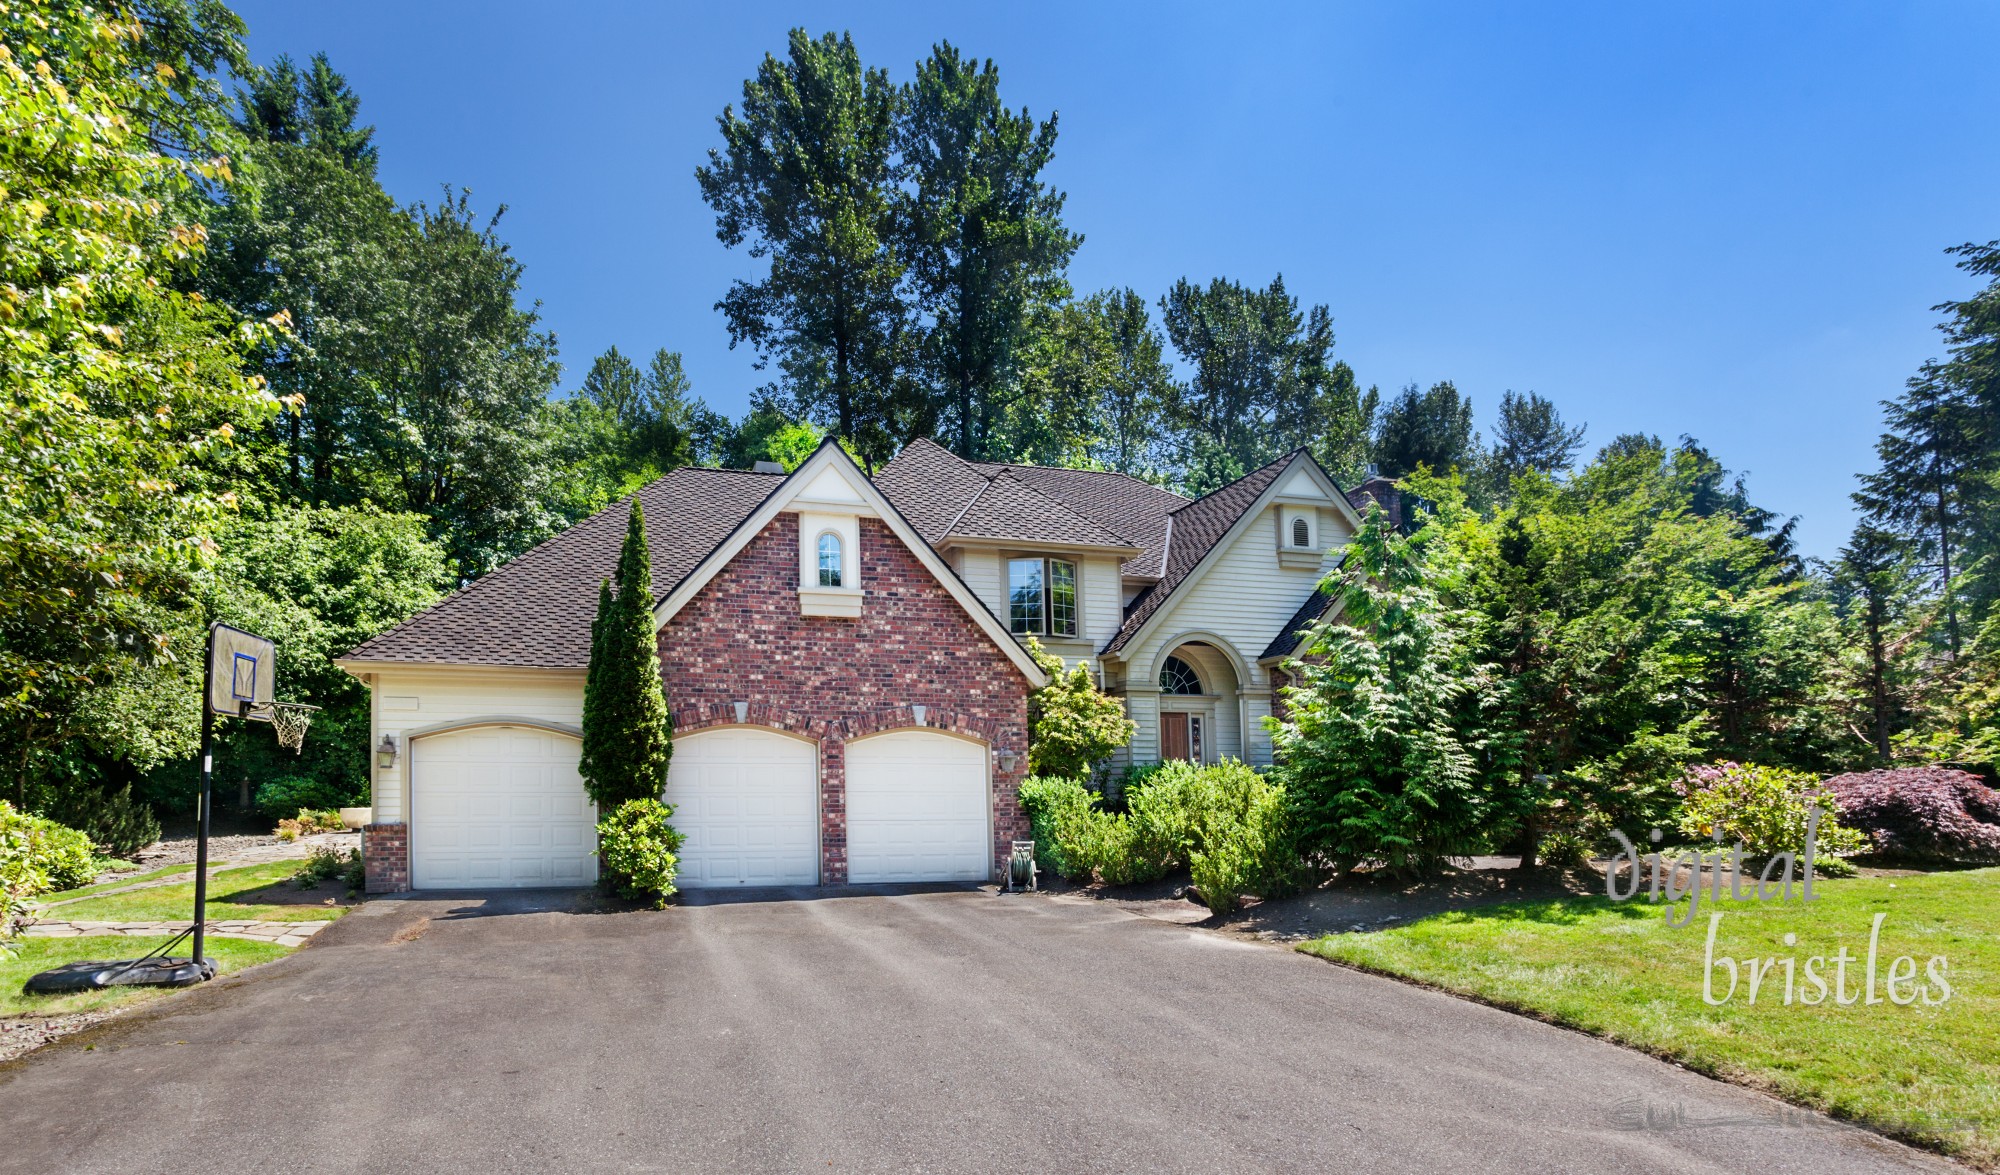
[[1824, 767, 2000, 865]]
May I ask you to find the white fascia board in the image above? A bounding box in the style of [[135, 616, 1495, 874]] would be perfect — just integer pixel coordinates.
[[941, 537, 1144, 560], [651, 440, 1050, 689], [1114, 452, 1339, 661], [333, 658, 588, 682]]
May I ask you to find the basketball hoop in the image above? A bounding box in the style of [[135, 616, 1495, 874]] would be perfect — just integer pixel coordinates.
[[252, 701, 321, 753]]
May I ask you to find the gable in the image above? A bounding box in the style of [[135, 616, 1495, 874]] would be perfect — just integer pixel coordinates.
[[653, 440, 1048, 687]]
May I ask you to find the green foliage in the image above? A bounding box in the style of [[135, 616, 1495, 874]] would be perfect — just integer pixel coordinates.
[[257, 774, 358, 820], [22, 774, 160, 858], [1674, 762, 1867, 859], [1373, 381, 1475, 479], [1407, 436, 1863, 869], [1157, 275, 1373, 493], [597, 799, 685, 908], [1270, 507, 1493, 876], [1016, 775, 1090, 879], [293, 844, 362, 890], [697, 29, 908, 469], [1490, 391, 1586, 480], [580, 504, 675, 809], [0, 803, 100, 897], [1023, 638, 1134, 779], [0, 0, 279, 803], [900, 41, 1079, 461], [1016, 764, 1295, 911]]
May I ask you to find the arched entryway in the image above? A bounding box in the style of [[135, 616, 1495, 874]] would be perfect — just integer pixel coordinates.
[[1152, 639, 1243, 763]]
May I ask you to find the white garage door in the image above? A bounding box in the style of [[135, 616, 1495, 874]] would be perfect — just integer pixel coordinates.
[[410, 726, 596, 889], [845, 731, 990, 883], [665, 728, 819, 887]]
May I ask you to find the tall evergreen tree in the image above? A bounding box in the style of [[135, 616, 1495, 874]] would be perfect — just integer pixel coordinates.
[[1373, 381, 1476, 478], [898, 41, 1079, 460], [1157, 275, 1367, 493], [696, 29, 908, 469], [1488, 390, 1586, 483], [1087, 289, 1176, 477], [237, 52, 378, 173], [1854, 363, 1984, 655], [579, 503, 673, 809]]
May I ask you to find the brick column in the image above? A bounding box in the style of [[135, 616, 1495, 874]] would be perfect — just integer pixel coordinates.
[[362, 823, 410, 893], [820, 738, 847, 884]]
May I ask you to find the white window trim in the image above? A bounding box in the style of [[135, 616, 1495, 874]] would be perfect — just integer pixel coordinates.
[[1006, 554, 1080, 639]]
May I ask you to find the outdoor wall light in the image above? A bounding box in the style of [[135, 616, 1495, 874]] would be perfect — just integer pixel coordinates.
[[995, 748, 1018, 773], [376, 734, 398, 769]]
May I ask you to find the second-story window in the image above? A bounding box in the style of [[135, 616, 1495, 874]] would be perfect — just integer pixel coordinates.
[[1008, 556, 1077, 637], [817, 532, 843, 587]]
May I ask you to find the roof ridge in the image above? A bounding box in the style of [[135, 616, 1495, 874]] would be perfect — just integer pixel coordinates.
[[939, 469, 998, 537], [1168, 449, 1304, 517]]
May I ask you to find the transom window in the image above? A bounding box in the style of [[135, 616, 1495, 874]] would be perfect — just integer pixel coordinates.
[[1159, 655, 1203, 695], [816, 532, 843, 587], [1008, 556, 1078, 637], [1291, 517, 1311, 547]]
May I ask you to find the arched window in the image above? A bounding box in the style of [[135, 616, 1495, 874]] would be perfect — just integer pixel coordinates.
[[1159, 655, 1203, 695], [1291, 517, 1310, 547], [816, 532, 843, 587]]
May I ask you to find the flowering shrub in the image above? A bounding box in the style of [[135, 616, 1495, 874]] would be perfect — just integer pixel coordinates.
[[597, 799, 685, 908], [1824, 767, 2000, 865], [1675, 762, 1865, 859]]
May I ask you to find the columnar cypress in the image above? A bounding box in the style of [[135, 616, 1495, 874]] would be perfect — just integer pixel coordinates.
[[579, 502, 674, 808]]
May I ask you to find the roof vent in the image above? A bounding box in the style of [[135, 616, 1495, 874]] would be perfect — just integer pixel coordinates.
[[751, 460, 785, 475]]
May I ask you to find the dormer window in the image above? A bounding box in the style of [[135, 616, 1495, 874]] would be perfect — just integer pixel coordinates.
[[1291, 517, 1310, 548], [817, 532, 843, 587]]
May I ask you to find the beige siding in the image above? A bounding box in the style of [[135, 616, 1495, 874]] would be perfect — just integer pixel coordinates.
[[363, 668, 586, 824], [1081, 555, 1121, 650], [1118, 503, 1352, 768], [958, 548, 1004, 620]]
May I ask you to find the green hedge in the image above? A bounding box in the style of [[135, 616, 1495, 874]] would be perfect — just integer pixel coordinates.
[[0, 801, 100, 897], [1016, 761, 1298, 912]]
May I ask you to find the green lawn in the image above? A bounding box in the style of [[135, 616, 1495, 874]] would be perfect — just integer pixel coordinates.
[[37, 864, 199, 905], [1301, 868, 1999, 1169], [3, 935, 290, 1018], [50, 861, 351, 924]]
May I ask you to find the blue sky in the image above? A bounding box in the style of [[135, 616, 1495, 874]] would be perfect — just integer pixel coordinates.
[[232, 1, 2000, 557]]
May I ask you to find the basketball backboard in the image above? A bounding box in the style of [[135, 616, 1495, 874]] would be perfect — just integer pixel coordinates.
[[208, 623, 275, 717]]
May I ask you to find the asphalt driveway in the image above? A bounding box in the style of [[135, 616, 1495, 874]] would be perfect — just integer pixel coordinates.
[[1, 887, 1957, 1174]]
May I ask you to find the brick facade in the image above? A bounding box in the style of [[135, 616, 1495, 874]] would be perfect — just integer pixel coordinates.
[[659, 512, 1034, 883], [362, 823, 409, 894]]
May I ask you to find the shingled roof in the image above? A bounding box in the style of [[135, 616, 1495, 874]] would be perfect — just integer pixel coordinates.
[[340, 467, 781, 669], [1101, 451, 1302, 654], [875, 438, 1185, 569], [946, 471, 1136, 548]]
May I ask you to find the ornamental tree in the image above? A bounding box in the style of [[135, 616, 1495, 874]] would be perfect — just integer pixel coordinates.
[[579, 502, 674, 808], [1024, 637, 1133, 780]]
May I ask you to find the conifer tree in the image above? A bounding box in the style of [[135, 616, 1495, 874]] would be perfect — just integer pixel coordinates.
[[580, 503, 674, 808]]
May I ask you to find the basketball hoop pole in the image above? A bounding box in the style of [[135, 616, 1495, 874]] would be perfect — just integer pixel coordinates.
[[193, 625, 217, 967]]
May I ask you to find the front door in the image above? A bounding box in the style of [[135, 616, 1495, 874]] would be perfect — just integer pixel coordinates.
[[1160, 712, 1203, 763]]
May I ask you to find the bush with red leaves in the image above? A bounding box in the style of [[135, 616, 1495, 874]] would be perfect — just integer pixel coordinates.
[[1824, 767, 2000, 865]]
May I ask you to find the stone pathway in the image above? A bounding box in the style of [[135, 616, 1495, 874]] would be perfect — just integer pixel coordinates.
[[20, 918, 335, 947]]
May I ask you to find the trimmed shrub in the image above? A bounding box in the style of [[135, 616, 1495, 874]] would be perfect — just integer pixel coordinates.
[[1018, 763, 1298, 911], [1017, 776, 1093, 879], [27, 776, 159, 857], [598, 798, 685, 908], [1675, 762, 1866, 860], [0, 801, 99, 896], [1825, 767, 2000, 865]]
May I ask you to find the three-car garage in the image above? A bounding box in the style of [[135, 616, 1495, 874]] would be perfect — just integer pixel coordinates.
[[404, 723, 993, 890]]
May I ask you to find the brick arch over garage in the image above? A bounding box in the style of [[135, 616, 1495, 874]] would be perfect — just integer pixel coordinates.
[[657, 511, 1031, 883]]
